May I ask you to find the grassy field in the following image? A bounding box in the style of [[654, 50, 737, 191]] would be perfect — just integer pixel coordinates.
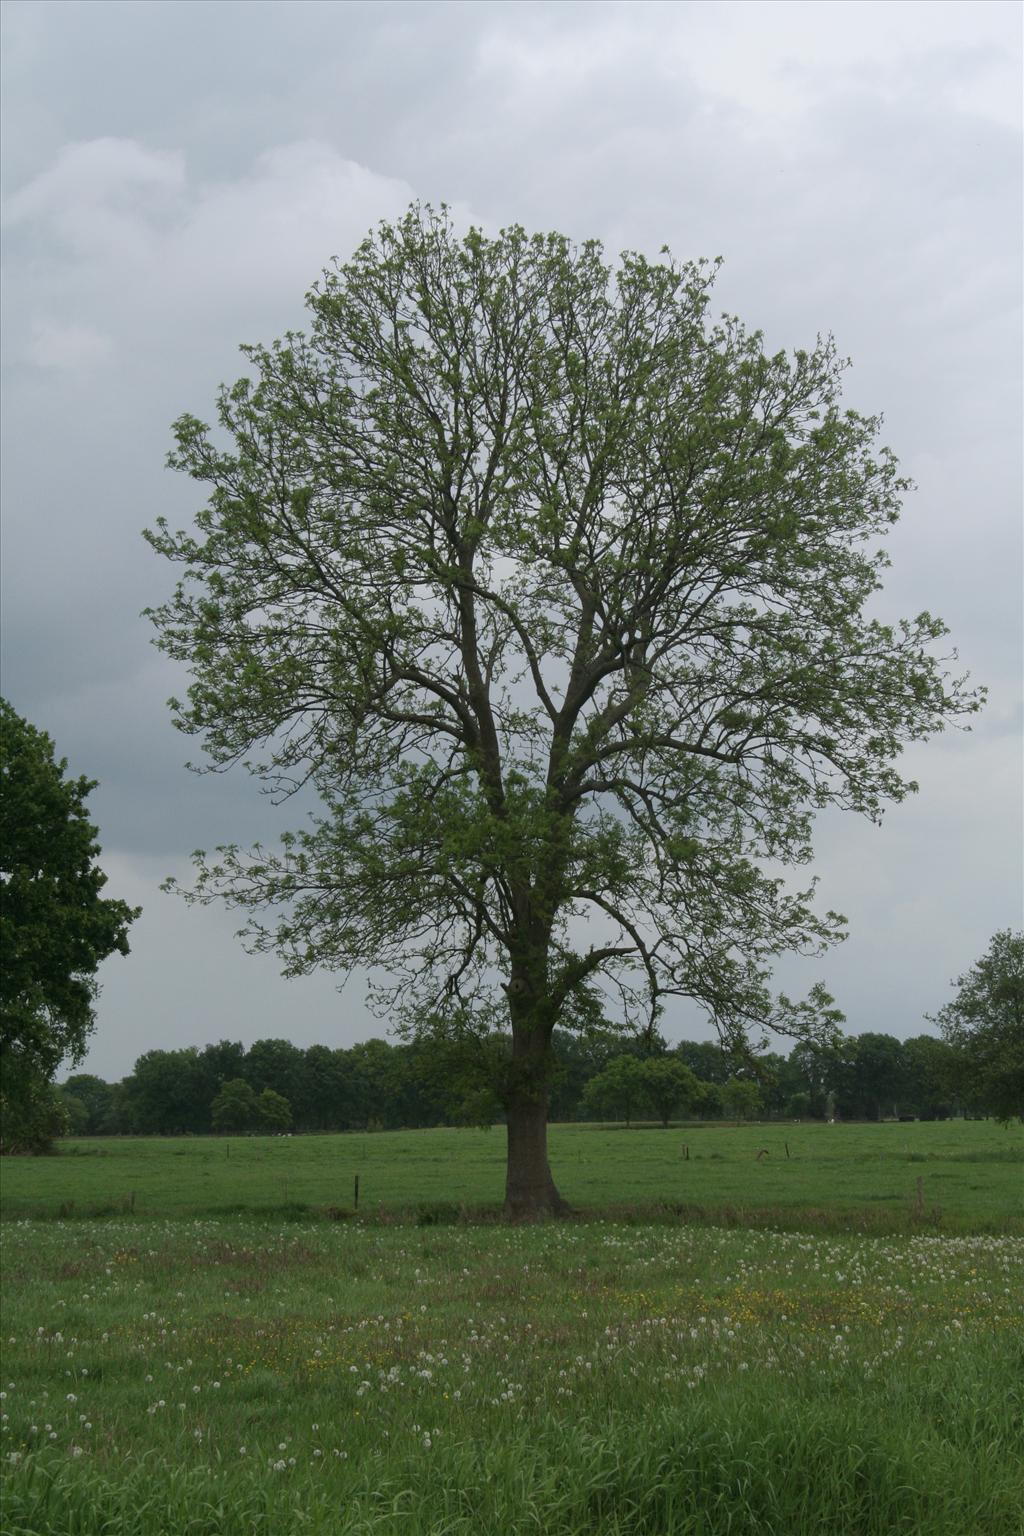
[[2, 1118, 1022, 1231], [1, 1121, 1022, 1534]]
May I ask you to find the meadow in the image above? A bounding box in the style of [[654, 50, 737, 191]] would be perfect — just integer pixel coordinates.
[[2, 1118, 1022, 1231], [1, 1120, 1022, 1534]]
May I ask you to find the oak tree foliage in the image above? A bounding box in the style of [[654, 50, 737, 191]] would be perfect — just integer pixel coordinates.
[[146, 208, 979, 1212], [0, 698, 139, 1151]]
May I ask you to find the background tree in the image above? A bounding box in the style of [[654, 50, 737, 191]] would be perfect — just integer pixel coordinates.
[[147, 208, 978, 1215], [696, 1082, 723, 1120], [582, 1056, 648, 1126], [62, 1073, 114, 1136], [744, 1049, 797, 1119], [770, 1050, 813, 1117], [640, 1057, 702, 1127], [255, 1086, 293, 1134], [130, 1048, 210, 1135], [197, 1040, 248, 1113], [674, 1041, 731, 1086], [343, 1039, 404, 1129], [101, 1077, 141, 1135], [211, 1078, 258, 1134], [301, 1044, 350, 1130], [0, 698, 139, 1152], [789, 1038, 846, 1119], [848, 1032, 908, 1120], [720, 1078, 762, 1122], [931, 931, 1024, 1123], [386, 1037, 448, 1128], [56, 1088, 89, 1136], [243, 1038, 306, 1108], [548, 1026, 624, 1122], [33, 1021, 986, 1138], [901, 1034, 956, 1120]]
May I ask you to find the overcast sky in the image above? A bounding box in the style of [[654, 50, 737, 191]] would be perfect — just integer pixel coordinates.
[[1, 0, 1021, 1081]]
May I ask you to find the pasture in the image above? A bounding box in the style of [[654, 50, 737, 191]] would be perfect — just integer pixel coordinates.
[[2, 1118, 1022, 1231], [1, 1120, 1021, 1534]]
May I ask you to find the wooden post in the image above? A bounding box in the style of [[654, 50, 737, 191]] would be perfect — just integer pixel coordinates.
[[915, 1175, 924, 1217], [354, 1173, 360, 1211], [785, 1142, 790, 1159]]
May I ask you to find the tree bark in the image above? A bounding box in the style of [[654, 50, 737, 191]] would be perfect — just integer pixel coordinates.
[[501, 944, 570, 1218], [504, 1087, 570, 1218]]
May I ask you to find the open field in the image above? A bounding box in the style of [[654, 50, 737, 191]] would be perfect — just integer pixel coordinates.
[[1, 1215, 1022, 1535], [2, 1121, 1022, 1533], [1, 1118, 1021, 1231]]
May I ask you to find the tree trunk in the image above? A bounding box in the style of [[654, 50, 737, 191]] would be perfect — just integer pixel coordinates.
[[501, 943, 570, 1219], [504, 1087, 570, 1218]]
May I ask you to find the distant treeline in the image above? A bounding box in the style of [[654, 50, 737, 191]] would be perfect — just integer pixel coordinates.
[[57, 1028, 974, 1138]]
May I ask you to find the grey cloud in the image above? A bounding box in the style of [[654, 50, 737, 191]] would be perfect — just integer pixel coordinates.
[[2, 0, 1019, 1078]]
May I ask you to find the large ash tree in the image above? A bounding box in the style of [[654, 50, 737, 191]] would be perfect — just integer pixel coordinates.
[[147, 209, 978, 1215]]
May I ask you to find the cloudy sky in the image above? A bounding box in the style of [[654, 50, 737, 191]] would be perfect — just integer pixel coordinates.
[[1, 0, 1020, 1081]]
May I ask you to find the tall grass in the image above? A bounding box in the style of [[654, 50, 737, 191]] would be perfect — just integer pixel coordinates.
[[6, 1380, 1022, 1536], [2, 1216, 1021, 1533]]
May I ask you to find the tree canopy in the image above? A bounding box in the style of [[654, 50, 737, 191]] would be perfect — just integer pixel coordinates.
[[211, 1078, 259, 1135], [0, 698, 139, 1151], [50, 1025, 974, 1139], [146, 207, 979, 1213], [931, 930, 1024, 1123]]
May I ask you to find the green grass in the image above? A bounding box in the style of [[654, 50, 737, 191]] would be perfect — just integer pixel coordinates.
[[1, 1121, 1021, 1532], [2, 1118, 1021, 1232], [1, 1217, 1021, 1534]]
